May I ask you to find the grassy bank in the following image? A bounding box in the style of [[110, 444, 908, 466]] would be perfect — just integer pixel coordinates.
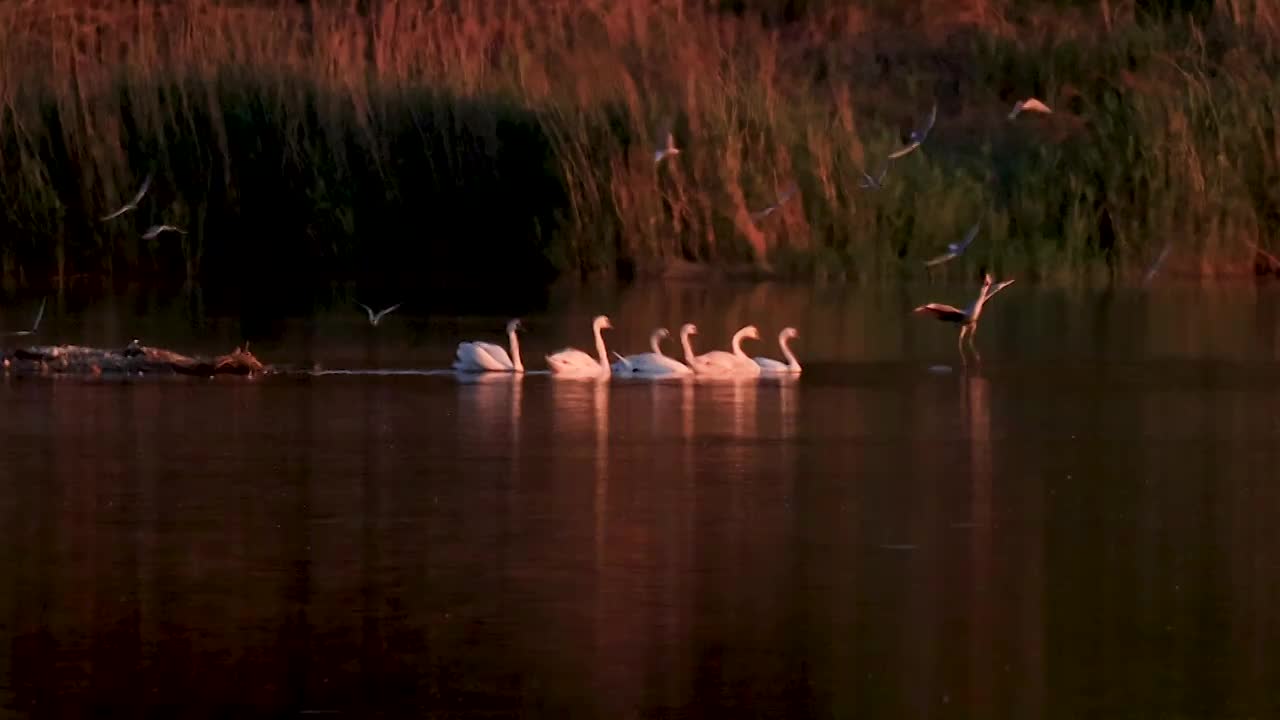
[[0, 0, 1277, 291]]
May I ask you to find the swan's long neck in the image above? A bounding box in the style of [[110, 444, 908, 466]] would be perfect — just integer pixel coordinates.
[[508, 327, 524, 372], [650, 331, 665, 357], [780, 334, 801, 371], [594, 323, 609, 371], [681, 330, 697, 364], [731, 329, 751, 359]]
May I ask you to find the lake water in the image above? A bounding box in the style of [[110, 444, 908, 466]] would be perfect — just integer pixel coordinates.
[[2, 281, 1280, 718]]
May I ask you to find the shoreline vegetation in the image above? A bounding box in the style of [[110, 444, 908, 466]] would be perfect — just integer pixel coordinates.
[[0, 0, 1278, 291]]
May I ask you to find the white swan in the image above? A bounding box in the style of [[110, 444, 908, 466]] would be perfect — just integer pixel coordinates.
[[753, 327, 802, 374], [682, 323, 762, 377], [453, 318, 524, 373], [547, 315, 613, 378], [611, 328, 693, 377]]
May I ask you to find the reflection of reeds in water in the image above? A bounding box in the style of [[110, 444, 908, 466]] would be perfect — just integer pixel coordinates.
[[1017, 389, 1047, 717], [1140, 287, 1279, 362]]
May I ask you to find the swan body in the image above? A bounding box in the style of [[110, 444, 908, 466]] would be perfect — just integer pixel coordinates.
[[682, 323, 762, 377], [547, 315, 613, 378], [612, 328, 693, 377], [454, 319, 524, 373], [753, 327, 802, 373]]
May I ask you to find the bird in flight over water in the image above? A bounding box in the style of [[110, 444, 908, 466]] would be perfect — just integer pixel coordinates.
[[142, 224, 186, 240], [750, 183, 799, 222], [101, 173, 153, 221], [1143, 243, 1172, 286], [1008, 98, 1053, 120], [859, 163, 889, 190], [887, 102, 937, 160], [924, 222, 981, 267], [654, 131, 680, 165], [357, 302, 402, 327]]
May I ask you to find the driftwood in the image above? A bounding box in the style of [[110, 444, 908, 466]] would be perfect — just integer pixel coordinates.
[[2, 341, 265, 377]]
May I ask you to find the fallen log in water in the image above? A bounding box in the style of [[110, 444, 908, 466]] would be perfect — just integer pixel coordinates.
[[2, 341, 266, 377]]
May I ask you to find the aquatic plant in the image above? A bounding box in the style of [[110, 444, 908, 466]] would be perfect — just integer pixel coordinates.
[[0, 0, 1276, 291]]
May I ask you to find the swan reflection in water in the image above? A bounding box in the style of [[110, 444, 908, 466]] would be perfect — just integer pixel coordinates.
[[964, 372, 995, 711], [454, 371, 524, 449]]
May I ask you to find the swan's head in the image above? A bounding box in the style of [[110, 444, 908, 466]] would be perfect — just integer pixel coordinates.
[[780, 327, 799, 340], [651, 328, 670, 340], [505, 318, 522, 334], [593, 315, 613, 331], [680, 323, 698, 337], [736, 325, 761, 341]]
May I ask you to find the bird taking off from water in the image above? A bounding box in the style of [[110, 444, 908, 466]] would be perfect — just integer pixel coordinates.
[[750, 183, 799, 222], [101, 173, 153, 221], [654, 131, 680, 165], [887, 102, 937, 160], [1008, 98, 1053, 120], [357, 302, 402, 327], [913, 273, 1015, 355], [924, 222, 981, 267], [142, 224, 186, 240], [2, 297, 45, 337]]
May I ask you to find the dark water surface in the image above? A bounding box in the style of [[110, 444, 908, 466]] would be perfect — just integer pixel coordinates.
[[3, 282, 1280, 718]]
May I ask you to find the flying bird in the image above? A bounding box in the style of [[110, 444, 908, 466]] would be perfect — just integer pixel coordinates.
[[858, 164, 889, 190], [101, 173, 153, 221], [913, 273, 1015, 354], [1143, 243, 1172, 286], [924, 222, 981, 267], [654, 131, 681, 165], [887, 102, 938, 160], [1008, 98, 1053, 120], [2, 298, 46, 337], [142, 224, 186, 240], [750, 183, 799, 222], [357, 302, 402, 327]]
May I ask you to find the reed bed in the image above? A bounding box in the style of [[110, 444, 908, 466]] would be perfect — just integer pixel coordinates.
[[0, 0, 1277, 290]]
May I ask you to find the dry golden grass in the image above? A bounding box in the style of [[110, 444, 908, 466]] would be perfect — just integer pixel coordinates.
[[0, 0, 1276, 288]]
